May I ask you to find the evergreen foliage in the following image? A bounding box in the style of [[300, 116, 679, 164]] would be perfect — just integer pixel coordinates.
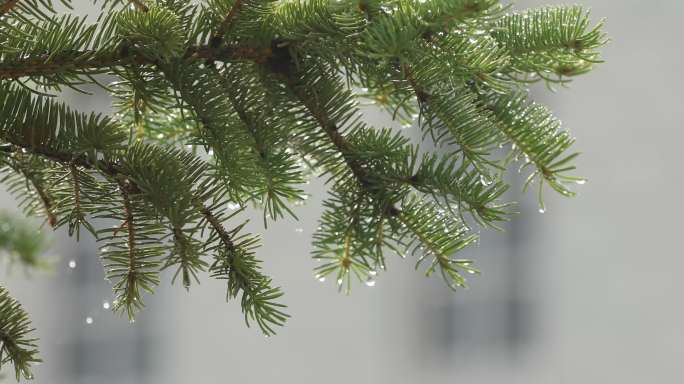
[[0, 0, 606, 378]]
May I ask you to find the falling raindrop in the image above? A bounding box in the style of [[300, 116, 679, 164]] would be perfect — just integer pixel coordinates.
[[85, 317, 93, 325], [68, 260, 77, 269]]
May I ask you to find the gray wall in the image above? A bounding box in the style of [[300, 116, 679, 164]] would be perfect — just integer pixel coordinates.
[[3, 1, 683, 383]]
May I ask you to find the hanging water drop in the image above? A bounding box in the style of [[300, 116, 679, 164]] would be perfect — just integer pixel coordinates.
[[576, 179, 587, 185], [479, 174, 492, 186], [538, 207, 546, 214], [368, 270, 377, 276], [227, 202, 240, 210], [337, 278, 343, 286], [365, 279, 376, 287]]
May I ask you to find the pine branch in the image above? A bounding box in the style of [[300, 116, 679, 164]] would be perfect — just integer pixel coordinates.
[[0, 44, 271, 80], [0, 285, 40, 381], [0, 0, 608, 372]]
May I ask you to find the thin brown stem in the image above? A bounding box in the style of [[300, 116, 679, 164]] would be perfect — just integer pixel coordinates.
[[195, 202, 235, 252], [116, 177, 138, 306], [0, 0, 19, 16], [211, 0, 243, 47], [0, 45, 272, 80]]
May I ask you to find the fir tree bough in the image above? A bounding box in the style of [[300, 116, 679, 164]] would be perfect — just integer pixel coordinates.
[[0, 0, 606, 378]]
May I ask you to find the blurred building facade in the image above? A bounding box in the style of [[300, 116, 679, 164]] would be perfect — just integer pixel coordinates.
[[3, 1, 684, 383]]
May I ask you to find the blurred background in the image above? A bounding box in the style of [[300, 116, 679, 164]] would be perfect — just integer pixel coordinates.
[[3, 0, 683, 383]]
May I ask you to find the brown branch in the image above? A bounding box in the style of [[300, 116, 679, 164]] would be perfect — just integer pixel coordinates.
[[116, 177, 138, 307], [28, 172, 57, 228], [263, 52, 400, 216], [195, 202, 235, 252], [10, 157, 57, 227], [279, 73, 370, 185], [400, 63, 431, 103], [211, 0, 244, 48], [0, 0, 19, 16], [0, 45, 272, 80]]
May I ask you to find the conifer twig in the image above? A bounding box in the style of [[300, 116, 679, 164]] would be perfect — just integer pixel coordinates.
[[0, 45, 272, 80]]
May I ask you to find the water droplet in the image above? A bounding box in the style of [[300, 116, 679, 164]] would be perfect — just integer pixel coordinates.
[[538, 208, 546, 214], [156, 133, 164, 139], [129, 319, 135, 324], [85, 316, 93, 325], [576, 179, 586, 185], [368, 270, 377, 276], [337, 278, 343, 286], [227, 202, 240, 210], [295, 228, 304, 234], [102, 301, 110, 310], [365, 279, 376, 287], [207, 149, 214, 156], [68, 260, 77, 269], [479, 175, 492, 186]]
